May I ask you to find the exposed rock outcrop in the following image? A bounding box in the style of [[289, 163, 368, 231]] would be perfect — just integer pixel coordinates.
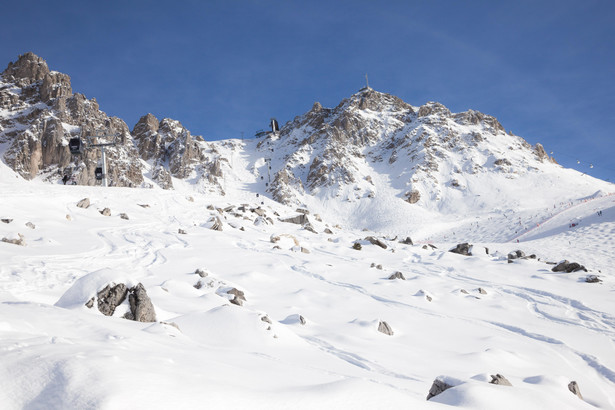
[[568, 381, 583, 400], [388, 271, 405, 280], [88, 282, 156, 322], [1, 53, 143, 186], [489, 374, 512, 386], [377, 320, 393, 335], [450, 243, 473, 256], [426, 378, 453, 400], [125, 283, 157, 322], [552, 260, 587, 273]]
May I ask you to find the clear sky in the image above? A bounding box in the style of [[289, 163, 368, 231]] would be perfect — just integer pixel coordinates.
[[2, 0, 614, 182]]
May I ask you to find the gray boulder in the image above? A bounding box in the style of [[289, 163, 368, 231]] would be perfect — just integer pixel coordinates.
[[450, 243, 472, 256], [568, 381, 583, 400], [76, 198, 90, 209], [489, 374, 512, 386], [399, 237, 413, 245], [377, 321, 394, 336], [426, 378, 453, 400], [507, 250, 525, 262], [26, 221, 36, 229], [388, 271, 406, 280], [99, 208, 111, 216], [585, 275, 602, 283], [365, 236, 387, 249], [227, 288, 246, 306], [352, 242, 362, 250], [552, 260, 587, 273], [125, 283, 156, 322], [1, 218, 12, 224], [95, 283, 128, 316]]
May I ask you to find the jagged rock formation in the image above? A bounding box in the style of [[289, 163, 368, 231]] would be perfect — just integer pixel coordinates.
[[0, 52, 143, 186], [256, 86, 564, 210], [86, 282, 156, 322], [131, 113, 235, 192], [426, 378, 453, 400]]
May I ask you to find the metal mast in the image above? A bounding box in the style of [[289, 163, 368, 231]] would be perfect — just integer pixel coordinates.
[[86, 132, 119, 187]]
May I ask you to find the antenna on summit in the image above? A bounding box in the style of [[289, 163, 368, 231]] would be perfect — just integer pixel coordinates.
[[365, 73, 370, 89]]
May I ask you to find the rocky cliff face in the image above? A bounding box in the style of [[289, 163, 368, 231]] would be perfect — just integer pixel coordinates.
[[131, 113, 230, 193], [0, 52, 143, 186]]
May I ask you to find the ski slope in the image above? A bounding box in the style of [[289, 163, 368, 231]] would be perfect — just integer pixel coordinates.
[[0, 169, 614, 409]]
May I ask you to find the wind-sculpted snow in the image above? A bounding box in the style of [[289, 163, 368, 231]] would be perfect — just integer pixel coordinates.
[[0, 175, 614, 409]]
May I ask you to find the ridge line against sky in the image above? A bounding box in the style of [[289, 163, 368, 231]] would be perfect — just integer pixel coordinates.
[[1, 0, 614, 182]]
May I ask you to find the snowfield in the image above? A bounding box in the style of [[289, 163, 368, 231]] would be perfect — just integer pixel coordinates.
[[1, 159, 614, 409]]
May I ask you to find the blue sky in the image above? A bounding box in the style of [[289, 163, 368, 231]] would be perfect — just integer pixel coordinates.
[[2, 0, 614, 181]]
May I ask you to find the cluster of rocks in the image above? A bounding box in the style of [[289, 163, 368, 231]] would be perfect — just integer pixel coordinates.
[[227, 288, 246, 306], [507, 249, 536, 263], [74, 197, 128, 219], [427, 375, 584, 401], [85, 282, 156, 322], [1, 233, 25, 246]]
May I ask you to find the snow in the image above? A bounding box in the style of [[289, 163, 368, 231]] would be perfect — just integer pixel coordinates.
[[1, 166, 614, 409]]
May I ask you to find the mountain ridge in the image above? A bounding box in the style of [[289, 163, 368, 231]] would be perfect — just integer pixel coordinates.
[[1, 52, 613, 240]]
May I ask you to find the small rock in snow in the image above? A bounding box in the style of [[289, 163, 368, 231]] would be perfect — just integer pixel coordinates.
[[568, 381, 583, 400], [489, 374, 512, 386], [76, 198, 90, 208], [377, 321, 394, 336]]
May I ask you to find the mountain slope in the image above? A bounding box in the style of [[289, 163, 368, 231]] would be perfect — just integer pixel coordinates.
[[0, 176, 613, 409]]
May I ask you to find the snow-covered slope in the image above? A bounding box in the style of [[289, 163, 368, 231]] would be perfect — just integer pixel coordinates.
[[1, 175, 613, 409]]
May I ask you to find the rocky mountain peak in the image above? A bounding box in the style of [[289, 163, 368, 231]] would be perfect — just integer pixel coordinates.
[[2, 52, 50, 84], [0, 53, 141, 186], [345, 87, 413, 113]]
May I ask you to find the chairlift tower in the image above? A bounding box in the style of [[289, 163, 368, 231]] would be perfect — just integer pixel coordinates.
[[86, 131, 119, 188]]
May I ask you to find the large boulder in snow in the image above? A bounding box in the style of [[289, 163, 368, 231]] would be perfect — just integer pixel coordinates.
[[449, 243, 473, 256], [551, 260, 587, 273], [94, 283, 128, 316], [125, 283, 156, 322], [426, 378, 454, 400]]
